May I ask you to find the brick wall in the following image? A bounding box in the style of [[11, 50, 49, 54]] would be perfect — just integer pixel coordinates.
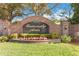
[[70, 24, 79, 40], [0, 19, 10, 35]]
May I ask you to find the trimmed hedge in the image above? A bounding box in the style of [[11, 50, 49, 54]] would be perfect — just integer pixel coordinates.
[[3, 33, 61, 40], [18, 34, 51, 38], [9, 33, 61, 39]]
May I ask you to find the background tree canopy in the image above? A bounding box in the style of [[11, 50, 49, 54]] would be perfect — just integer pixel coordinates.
[[0, 3, 78, 24], [69, 3, 79, 24], [0, 3, 59, 22]]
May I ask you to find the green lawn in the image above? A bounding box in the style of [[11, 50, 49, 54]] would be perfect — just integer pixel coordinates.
[[0, 42, 79, 56]]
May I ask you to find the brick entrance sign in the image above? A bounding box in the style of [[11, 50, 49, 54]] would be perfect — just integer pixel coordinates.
[[6, 16, 61, 35], [0, 16, 79, 41]]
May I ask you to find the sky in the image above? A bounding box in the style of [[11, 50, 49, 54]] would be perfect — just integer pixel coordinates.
[[12, 3, 73, 22], [44, 3, 73, 20]]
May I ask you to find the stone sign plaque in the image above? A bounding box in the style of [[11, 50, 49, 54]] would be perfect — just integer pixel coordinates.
[[23, 21, 49, 34]]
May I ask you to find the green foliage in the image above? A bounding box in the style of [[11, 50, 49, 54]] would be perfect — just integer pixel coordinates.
[[51, 32, 60, 39], [28, 3, 52, 15], [9, 33, 18, 39], [61, 35, 72, 43], [0, 3, 60, 22], [0, 4, 24, 21], [0, 36, 8, 42], [19, 34, 40, 37], [18, 34, 51, 38], [0, 3, 51, 21], [70, 4, 79, 24]]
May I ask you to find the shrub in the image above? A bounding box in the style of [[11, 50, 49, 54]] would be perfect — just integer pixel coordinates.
[[18, 33, 28, 37], [19, 34, 40, 37], [61, 34, 72, 43], [9, 33, 18, 39], [0, 36, 8, 42], [51, 32, 60, 39]]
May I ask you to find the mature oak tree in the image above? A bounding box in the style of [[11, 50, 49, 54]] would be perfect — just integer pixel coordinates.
[[0, 3, 59, 22]]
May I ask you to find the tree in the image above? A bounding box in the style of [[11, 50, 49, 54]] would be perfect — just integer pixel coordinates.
[[69, 3, 79, 24], [0, 3, 24, 21], [57, 7, 73, 20], [0, 3, 59, 22], [22, 3, 59, 16]]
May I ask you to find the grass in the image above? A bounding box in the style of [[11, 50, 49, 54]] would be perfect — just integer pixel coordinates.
[[0, 42, 79, 56]]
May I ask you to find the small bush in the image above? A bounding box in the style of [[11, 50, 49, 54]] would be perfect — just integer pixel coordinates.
[[51, 32, 60, 39], [61, 34, 72, 43], [10, 33, 18, 39], [18, 33, 28, 37], [0, 36, 8, 42]]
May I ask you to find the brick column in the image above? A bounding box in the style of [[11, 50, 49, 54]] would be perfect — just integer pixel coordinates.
[[61, 20, 70, 35]]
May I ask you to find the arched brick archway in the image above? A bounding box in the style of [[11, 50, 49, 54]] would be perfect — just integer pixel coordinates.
[[20, 16, 53, 33], [10, 16, 61, 34], [21, 16, 52, 26]]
